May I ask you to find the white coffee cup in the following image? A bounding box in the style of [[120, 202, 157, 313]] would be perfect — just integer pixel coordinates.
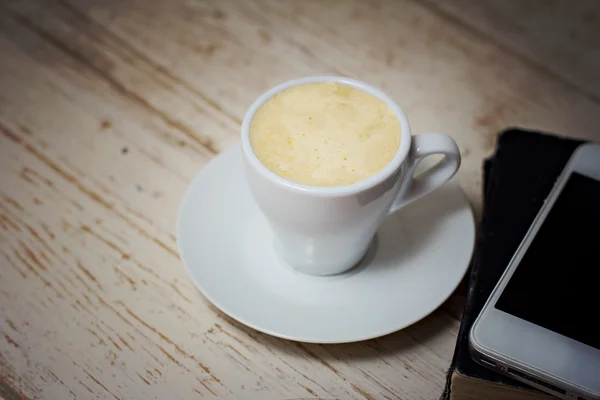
[[241, 76, 461, 276]]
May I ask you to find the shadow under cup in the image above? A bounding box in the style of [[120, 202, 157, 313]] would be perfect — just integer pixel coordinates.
[[241, 75, 460, 276]]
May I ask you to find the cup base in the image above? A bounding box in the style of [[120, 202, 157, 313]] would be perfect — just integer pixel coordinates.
[[272, 235, 378, 277]]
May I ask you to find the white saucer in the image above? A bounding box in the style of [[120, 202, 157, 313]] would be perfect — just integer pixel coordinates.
[[177, 145, 475, 343]]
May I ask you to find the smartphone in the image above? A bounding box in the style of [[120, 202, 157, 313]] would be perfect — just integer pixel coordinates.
[[469, 143, 600, 400]]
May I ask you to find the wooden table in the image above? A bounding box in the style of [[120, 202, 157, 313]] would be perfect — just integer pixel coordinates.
[[1, 1, 599, 399]]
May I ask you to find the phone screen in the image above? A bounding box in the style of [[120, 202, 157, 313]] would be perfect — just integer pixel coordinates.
[[495, 172, 600, 350]]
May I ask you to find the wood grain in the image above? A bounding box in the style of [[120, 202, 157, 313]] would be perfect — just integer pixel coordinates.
[[421, 0, 600, 101], [1, 0, 599, 399]]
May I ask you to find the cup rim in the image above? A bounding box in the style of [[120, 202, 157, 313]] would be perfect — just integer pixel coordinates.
[[240, 75, 412, 197]]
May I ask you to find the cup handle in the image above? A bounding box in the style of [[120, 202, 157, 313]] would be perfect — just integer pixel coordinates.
[[387, 133, 461, 215]]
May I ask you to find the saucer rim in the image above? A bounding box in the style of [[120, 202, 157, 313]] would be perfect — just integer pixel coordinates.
[[177, 145, 475, 343]]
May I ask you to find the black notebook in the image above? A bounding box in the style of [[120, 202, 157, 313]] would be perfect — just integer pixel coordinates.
[[442, 128, 584, 400]]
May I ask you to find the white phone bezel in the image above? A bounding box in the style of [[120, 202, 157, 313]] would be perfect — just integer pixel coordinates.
[[469, 142, 600, 398]]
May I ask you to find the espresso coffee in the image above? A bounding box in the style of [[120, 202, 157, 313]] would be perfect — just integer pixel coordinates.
[[249, 82, 401, 187]]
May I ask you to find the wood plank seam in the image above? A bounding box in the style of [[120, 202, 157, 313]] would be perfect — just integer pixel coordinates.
[[416, 0, 600, 105], [0, 122, 179, 260], [0, 371, 32, 400], [56, 0, 243, 128], [4, 7, 220, 156]]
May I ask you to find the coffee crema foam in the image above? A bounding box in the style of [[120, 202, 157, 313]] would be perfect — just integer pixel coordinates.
[[249, 82, 401, 187]]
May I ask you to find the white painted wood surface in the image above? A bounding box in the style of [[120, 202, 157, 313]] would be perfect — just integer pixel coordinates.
[[1, 1, 599, 399]]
